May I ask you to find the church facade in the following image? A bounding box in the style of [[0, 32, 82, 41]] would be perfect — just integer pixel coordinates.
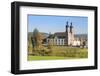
[[45, 21, 87, 47]]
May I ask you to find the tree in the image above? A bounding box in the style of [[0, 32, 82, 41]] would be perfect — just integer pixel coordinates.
[[82, 40, 86, 48], [32, 28, 44, 55], [28, 35, 33, 55], [32, 28, 43, 47]]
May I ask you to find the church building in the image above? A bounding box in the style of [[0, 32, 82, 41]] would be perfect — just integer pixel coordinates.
[[45, 21, 87, 46]]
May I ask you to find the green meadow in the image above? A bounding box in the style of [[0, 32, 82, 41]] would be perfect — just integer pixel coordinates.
[[28, 46, 88, 61]]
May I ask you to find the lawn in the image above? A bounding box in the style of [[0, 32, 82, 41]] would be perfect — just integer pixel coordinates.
[[28, 46, 88, 61], [28, 55, 82, 61]]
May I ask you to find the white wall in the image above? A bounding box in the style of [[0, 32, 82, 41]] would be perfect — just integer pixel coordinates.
[[0, 0, 99, 76]]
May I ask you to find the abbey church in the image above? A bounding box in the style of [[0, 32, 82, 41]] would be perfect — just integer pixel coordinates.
[[45, 21, 87, 47]]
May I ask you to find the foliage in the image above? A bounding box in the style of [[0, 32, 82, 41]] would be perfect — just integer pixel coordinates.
[[31, 28, 45, 55], [32, 28, 43, 47], [28, 29, 88, 60], [28, 45, 88, 60]]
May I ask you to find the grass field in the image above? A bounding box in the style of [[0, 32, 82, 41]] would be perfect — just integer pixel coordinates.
[[28, 56, 67, 61], [28, 56, 84, 61], [28, 46, 88, 61]]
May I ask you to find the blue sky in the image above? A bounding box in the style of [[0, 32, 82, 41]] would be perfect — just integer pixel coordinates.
[[28, 15, 88, 34]]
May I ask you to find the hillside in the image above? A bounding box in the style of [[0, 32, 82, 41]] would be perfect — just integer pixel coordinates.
[[28, 32, 87, 39]]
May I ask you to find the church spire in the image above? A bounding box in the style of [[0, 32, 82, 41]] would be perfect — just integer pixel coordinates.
[[70, 22, 73, 28], [70, 22, 73, 33], [66, 21, 70, 32], [66, 21, 69, 28]]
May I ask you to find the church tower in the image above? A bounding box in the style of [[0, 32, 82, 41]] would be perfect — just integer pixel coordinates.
[[66, 21, 70, 32], [65, 21, 75, 46], [70, 22, 74, 45], [70, 22, 73, 33], [65, 21, 70, 45]]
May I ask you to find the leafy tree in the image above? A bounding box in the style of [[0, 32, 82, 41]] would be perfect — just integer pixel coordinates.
[[32, 28, 44, 55], [82, 40, 86, 48]]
